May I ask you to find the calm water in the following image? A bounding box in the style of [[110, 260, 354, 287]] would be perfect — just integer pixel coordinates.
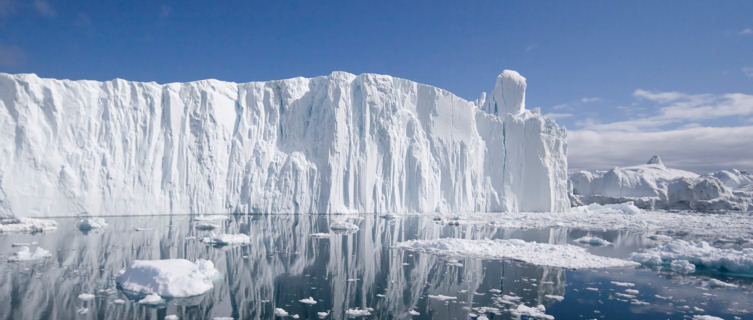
[[1, 214, 752, 320]]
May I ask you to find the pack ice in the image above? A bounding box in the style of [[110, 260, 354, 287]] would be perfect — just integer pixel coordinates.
[[570, 156, 753, 211], [0, 70, 568, 216]]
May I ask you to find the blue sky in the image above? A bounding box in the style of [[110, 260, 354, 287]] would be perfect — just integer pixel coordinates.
[[1, 1, 752, 171]]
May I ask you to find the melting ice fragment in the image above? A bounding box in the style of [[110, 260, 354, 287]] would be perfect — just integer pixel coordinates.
[[116, 259, 219, 298], [9, 246, 52, 261]]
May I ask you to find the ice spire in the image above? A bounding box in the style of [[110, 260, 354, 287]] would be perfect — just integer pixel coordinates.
[[484, 70, 526, 115]]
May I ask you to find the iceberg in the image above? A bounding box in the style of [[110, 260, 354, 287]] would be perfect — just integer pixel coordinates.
[[8, 246, 52, 262], [570, 156, 752, 211], [115, 259, 219, 298], [0, 70, 568, 216]]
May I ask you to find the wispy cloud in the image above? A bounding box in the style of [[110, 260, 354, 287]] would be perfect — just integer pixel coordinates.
[[743, 67, 753, 78], [580, 97, 601, 103], [569, 126, 753, 172], [568, 89, 753, 172], [525, 44, 538, 53], [0, 42, 24, 67], [740, 28, 753, 36], [33, 0, 55, 17], [544, 112, 573, 120]]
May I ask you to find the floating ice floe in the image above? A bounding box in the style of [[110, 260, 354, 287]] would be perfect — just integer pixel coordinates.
[[138, 293, 164, 305], [395, 238, 638, 269], [78, 293, 95, 301], [116, 259, 219, 298], [408, 309, 420, 316], [574, 235, 611, 246], [310, 233, 330, 238], [670, 259, 696, 274], [610, 281, 635, 287], [344, 308, 372, 317], [544, 294, 564, 301], [317, 311, 330, 318], [8, 246, 51, 261], [77, 217, 107, 230], [164, 315, 179, 320], [194, 215, 230, 221], [707, 278, 738, 288], [510, 304, 554, 320], [299, 297, 317, 305], [274, 308, 289, 317], [329, 220, 359, 234], [427, 294, 457, 301], [195, 222, 219, 231], [631, 240, 753, 276], [203, 233, 250, 246], [692, 315, 724, 320], [0, 217, 57, 233]]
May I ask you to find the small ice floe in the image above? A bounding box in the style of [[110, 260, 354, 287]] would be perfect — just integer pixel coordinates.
[[77, 217, 107, 230], [692, 315, 724, 320], [488, 288, 502, 294], [574, 235, 611, 246], [203, 233, 250, 246], [213, 317, 234, 320], [138, 293, 164, 305], [8, 246, 51, 261], [408, 309, 420, 316], [380, 213, 397, 220], [610, 281, 635, 287], [112, 298, 126, 304], [116, 259, 219, 298], [624, 289, 639, 295], [427, 294, 456, 301], [585, 287, 599, 292], [708, 278, 738, 288], [647, 234, 674, 242], [0, 217, 57, 233], [615, 292, 636, 299], [164, 315, 179, 320], [329, 220, 359, 234], [544, 294, 564, 301], [299, 297, 317, 305], [511, 304, 554, 320], [317, 311, 330, 318], [78, 293, 95, 301], [195, 222, 219, 231], [631, 240, 753, 276], [77, 307, 89, 315], [344, 308, 373, 317], [670, 259, 696, 274], [395, 238, 638, 269], [310, 233, 330, 238], [274, 308, 288, 317], [134, 227, 152, 231], [291, 315, 299, 319], [11, 242, 36, 247]]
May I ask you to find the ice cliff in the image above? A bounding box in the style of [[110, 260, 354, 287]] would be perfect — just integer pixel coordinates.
[[0, 70, 569, 217], [570, 156, 753, 211]]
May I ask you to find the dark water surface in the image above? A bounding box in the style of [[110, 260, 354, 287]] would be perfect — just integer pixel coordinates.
[[1, 214, 751, 319]]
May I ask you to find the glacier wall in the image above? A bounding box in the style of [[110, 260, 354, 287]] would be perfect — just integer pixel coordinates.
[[0, 70, 568, 217]]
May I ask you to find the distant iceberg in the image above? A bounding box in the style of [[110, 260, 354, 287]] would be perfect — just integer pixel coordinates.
[[570, 156, 753, 211], [0, 70, 568, 216]]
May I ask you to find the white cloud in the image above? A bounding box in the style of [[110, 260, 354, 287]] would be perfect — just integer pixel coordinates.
[[0, 42, 24, 67], [743, 67, 753, 78], [544, 113, 573, 120], [33, 0, 55, 17], [580, 97, 601, 103], [740, 28, 753, 35], [569, 126, 753, 172]]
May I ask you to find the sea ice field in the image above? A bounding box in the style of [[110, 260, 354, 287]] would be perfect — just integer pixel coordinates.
[[2, 206, 752, 319]]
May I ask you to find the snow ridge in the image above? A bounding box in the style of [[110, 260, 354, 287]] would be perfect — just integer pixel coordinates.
[[0, 70, 568, 216]]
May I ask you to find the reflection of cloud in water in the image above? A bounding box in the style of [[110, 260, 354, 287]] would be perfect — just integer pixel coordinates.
[[0, 215, 567, 319]]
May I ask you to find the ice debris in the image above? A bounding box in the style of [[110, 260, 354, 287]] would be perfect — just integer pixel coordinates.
[[0, 217, 57, 233], [631, 240, 753, 276], [8, 246, 51, 261], [396, 238, 638, 269], [77, 217, 107, 230]]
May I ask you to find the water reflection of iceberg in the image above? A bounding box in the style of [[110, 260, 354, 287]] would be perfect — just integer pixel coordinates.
[[0, 214, 567, 319]]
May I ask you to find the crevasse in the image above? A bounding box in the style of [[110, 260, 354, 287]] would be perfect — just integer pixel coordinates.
[[0, 70, 568, 217]]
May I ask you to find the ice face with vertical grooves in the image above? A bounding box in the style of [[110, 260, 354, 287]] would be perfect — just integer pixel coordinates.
[[0, 70, 568, 217]]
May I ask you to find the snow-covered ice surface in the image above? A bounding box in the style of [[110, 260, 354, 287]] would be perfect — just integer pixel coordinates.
[[395, 238, 638, 269], [1, 214, 751, 319], [202, 232, 250, 246], [0, 217, 57, 233], [0, 70, 568, 217], [115, 259, 219, 297], [570, 156, 753, 211]]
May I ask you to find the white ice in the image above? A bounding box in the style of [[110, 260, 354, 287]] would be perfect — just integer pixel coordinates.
[[344, 308, 372, 317], [115, 259, 219, 297], [0, 70, 568, 216], [299, 297, 317, 305], [77, 293, 95, 301], [395, 238, 638, 269], [631, 239, 753, 276], [573, 235, 611, 246], [329, 220, 359, 234], [510, 304, 554, 320], [8, 246, 51, 261], [0, 217, 57, 233], [274, 308, 289, 317], [203, 233, 250, 245], [138, 293, 164, 305]]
